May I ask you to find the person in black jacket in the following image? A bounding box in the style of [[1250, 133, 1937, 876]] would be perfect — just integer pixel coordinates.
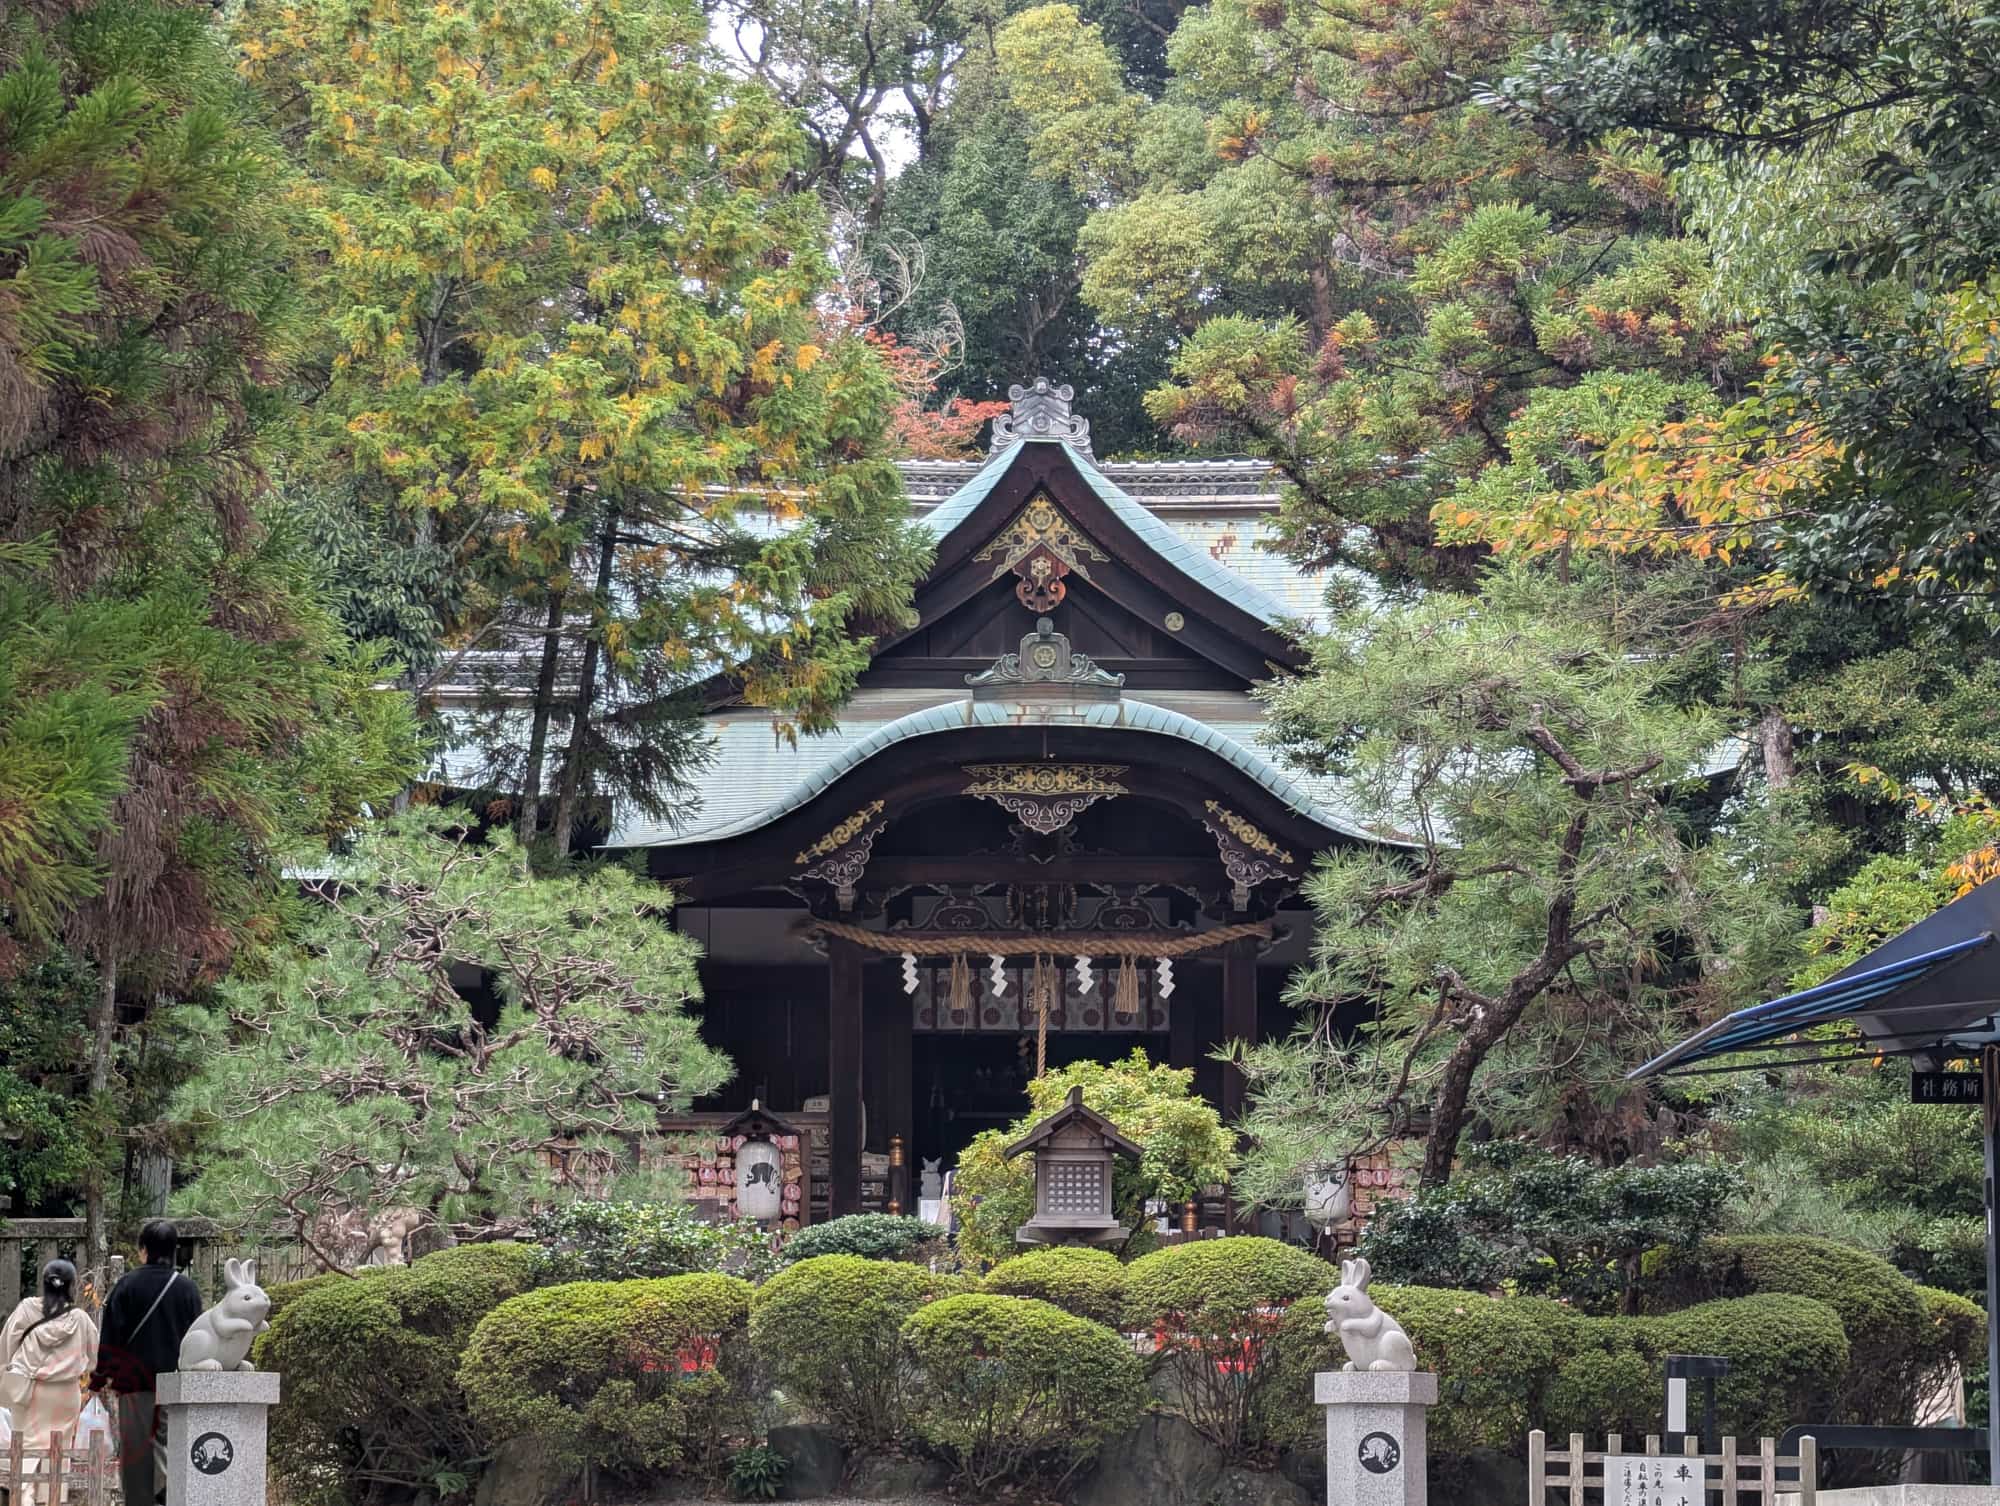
[[88, 1221, 203, 1506]]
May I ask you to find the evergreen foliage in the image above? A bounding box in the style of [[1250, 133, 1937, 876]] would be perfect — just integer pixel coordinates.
[[902, 1293, 1146, 1488], [168, 814, 728, 1246], [243, 0, 930, 854], [983, 1246, 1128, 1328], [777, 1213, 946, 1266], [460, 1275, 755, 1481], [746, 1254, 960, 1444], [950, 1050, 1234, 1266], [528, 1202, 778, 1286]]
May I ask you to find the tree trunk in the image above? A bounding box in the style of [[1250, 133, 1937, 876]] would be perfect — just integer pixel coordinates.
[[83, 952, 119, 1282], [1419, 988, 1535, 1186], [551, 512, 618, 858], [1758, 708, 1795, 790], [514, 587, 567, 850]]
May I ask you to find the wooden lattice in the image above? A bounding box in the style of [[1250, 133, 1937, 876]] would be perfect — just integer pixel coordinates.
[[1528, 1430, 1817, 1505]]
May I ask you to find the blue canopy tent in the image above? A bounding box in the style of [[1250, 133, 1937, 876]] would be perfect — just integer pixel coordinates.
[[1630, 876, 2000, 1462]]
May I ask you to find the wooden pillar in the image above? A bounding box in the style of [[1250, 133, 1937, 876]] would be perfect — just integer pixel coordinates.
[[1222, 938, 1259, 1234], [829, 939, 863, 1216], [1221, 937, 1258, 1126]]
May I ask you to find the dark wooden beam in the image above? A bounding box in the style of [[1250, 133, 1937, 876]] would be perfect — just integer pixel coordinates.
[[862, 857, 1220, 889], [828, 940, 863, 1216]]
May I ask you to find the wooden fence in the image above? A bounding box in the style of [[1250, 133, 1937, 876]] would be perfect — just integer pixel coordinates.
[[3, 1427, 117, 1506], [1, 1218, 318, 1313], [1529, 1430, 1817, 1505]]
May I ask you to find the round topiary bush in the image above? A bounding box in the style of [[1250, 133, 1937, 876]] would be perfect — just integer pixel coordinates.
[[903, 1293, 1146, 1488], [984, 1247, 1128, 1329], [459, 1274, 753, 1481], [1261, 1283, 1563, 1454], [779, 1213, 946, 1266], [1647, 1235, 1926, 1428], [528, 1200, 777, 1283], [1915, 1284, 1987, 1373], [260, 1242, 545, 1506], [748, 1254, 958, 1444], [1122, 1236, 1336, 1457]]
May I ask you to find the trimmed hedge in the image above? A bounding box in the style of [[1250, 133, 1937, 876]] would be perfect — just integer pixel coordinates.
[[1647, 1235, 1928, 1425], [1916, 1284, 1988, 1373], [260, 1242, 544, 1506], [1123, 1237, 1337, 1457], [748, 1254, 960, 1444], [1263, 1284, 1558, 1453], [1263, 1284, 1848, 1457], [984, 1247, 1128, 1329], [460, 1274, 753, 1480], [903, 1294, 1145, 1488], [779, 1213, 946, 1266]]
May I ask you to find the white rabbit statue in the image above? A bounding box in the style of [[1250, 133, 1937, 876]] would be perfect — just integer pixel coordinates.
[[1323, 1257, 1417, 1372], [177, 1258, 272, 1372]]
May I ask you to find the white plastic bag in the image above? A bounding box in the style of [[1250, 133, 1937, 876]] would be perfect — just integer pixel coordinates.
[[76, 1395, 111, 1445]]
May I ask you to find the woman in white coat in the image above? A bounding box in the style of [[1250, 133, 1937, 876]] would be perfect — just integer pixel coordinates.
[[1, 1259, 101, 1486]]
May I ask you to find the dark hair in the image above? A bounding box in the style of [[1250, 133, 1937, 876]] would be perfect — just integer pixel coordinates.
[[139, 1220, 179, 1263], [40, 1259, 76, 1321]]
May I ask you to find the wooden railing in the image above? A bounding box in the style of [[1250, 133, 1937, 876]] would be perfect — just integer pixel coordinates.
[[1528, 1430, 1817, 1505], [1, 1218, 318, 1312], [2, 1427, 117, 1506]]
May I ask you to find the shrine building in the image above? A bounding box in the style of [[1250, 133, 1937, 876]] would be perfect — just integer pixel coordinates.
[[606, 382, 1400, 1223]]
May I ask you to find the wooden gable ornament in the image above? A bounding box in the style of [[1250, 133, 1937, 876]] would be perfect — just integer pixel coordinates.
[[1004, 1086, 1142, 1246]]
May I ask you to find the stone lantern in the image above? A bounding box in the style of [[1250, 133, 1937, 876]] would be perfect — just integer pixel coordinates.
[[1005, 1085, 1142, 1246]]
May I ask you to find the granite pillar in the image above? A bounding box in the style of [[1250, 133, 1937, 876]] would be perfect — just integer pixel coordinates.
[[1316, 1370, 1436, 1506], [157, 1371, 281, 1506]]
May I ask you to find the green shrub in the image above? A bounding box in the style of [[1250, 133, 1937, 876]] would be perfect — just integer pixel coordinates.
[[528, 1201, 777, 1284], [261, 1242, 545, 1506], [727, 1444, 790, 1500], [903, 1293, 1146, 1488], [984, 1247, 1128, 1328], [780, 1213, 945, 1266], [951, 1051, 1235, 1266], [1647, 1235, 1928, 1426], [459, 1274, 753, 1481], [1123, 1237, 1335, 1457], [1262, 1283, 1560, 1453], [748, 1254, 957, 1444], [259, 1273, 347, 1327], [1916, 1285, 1988, 1372], [1263, 1286, 1847, 1458]]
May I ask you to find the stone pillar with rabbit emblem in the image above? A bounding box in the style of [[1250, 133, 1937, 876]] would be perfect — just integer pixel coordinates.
[[1318, 1257, 1435, 1506], [159, 1257, 279, 1506]]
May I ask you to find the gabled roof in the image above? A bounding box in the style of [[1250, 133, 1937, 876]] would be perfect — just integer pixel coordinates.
[[609, 691, 1390, 848], [1005, 1086, 1143, 1159], [921, 438, 1299, 629]]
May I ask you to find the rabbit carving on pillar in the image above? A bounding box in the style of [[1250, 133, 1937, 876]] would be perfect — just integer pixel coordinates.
[[1324, 1257, 1418, 1372], [177, 1258, 272, 1371]]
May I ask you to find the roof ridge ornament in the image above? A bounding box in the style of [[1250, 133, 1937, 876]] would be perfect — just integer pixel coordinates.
[[966, 618, 1125, 701], [991, 378, 1094, 457]]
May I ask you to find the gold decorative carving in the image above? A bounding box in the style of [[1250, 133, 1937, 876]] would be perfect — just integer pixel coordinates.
[[964, 764, 1127, 798], [1202, 800, 1293, 865], [796, 799, 886, 865], [965, 764, 1126, 836], [974, 494, 1109, 610]]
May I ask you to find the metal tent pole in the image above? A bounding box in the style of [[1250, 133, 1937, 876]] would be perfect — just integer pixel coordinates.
[[1985, 1045, 1999, 1470]]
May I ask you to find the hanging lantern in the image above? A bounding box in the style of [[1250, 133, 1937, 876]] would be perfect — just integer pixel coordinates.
[[1303, 1165, 1351, 1230], [721, 1102, 797, 1227]]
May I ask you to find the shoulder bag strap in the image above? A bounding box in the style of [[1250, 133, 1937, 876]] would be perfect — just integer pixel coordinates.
[[127, 1271, 188, 1344]]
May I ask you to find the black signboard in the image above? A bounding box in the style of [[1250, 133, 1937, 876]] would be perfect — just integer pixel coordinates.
[[1912, 1071, 1984, 1105]]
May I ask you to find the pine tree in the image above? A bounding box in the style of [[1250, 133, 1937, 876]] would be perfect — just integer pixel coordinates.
[[0, 0, 420, 1263]]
